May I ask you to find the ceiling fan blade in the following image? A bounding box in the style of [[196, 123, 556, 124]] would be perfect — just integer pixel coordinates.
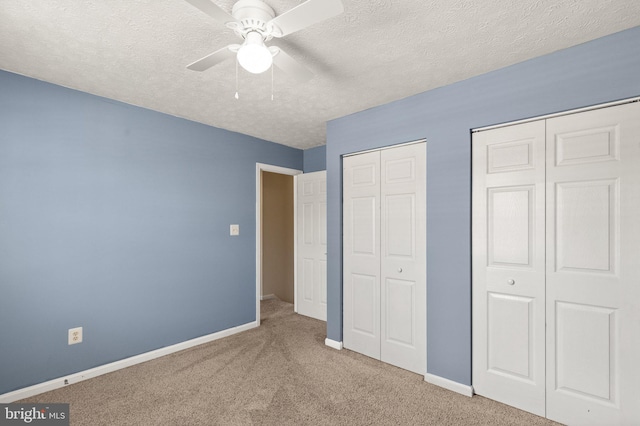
[[187, 45, 237, 71], [268, 0, 344, 37], [271, 47, 313, 83], [184, 0, 238, 25]]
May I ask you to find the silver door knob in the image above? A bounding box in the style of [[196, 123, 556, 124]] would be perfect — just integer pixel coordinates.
[[507, 279, 515, 285], [398, 268, 403, 273]]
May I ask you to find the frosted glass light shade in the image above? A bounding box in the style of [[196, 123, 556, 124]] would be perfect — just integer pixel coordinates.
[[237, 32, 273, 74]]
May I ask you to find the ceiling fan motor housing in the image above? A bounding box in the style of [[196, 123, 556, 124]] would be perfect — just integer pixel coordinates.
[[185, 0, 344, 81], [229, 0, 276, 39]]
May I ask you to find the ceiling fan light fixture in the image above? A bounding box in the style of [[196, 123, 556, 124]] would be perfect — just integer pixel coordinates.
[[237, 31, 273, 74]]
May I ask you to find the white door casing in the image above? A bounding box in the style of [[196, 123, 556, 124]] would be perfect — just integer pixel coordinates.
[[472, 101, 640, 424], [343, 142, 426, 375], [545, 102, 640, 425], [472, 121, 547, 416], [296, 171, 327, 321], [255, 163, 302, 326]]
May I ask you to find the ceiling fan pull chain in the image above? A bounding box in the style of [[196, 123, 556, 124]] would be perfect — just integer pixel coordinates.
[[271, 64, 274, 101], [235, 58, 240, 100]]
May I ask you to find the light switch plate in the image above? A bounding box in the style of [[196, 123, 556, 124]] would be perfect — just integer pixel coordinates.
[[230, 224, 240, 236]]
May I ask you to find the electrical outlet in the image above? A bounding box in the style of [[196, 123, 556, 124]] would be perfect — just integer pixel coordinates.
[[230, 224, 240, 236], [68, 327, 83, 345]]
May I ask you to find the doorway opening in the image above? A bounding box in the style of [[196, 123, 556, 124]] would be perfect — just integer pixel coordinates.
[[262, 171, 294, 303], [255, 163, 301, 325]]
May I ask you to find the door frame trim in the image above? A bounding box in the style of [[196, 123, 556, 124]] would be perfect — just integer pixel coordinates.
[[255, 163, 302, 325], [473, 96, 640, 133], [342, 138, 426, 157]]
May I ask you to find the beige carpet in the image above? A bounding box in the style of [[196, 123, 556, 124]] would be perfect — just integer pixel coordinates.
[[21, 299, 559, 425]]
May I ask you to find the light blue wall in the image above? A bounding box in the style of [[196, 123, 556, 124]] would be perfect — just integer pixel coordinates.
[[303, 145, 326, 172], [0, 70, 302, 394], [326, 26, 640, 385]]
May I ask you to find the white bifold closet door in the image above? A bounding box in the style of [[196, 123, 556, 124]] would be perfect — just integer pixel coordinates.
[[545, 103, 640, 425], [473, 101, 640, 425], [343, 142, 426, 375], [296, 171, 327, 321], [472, 120, 547, 416]]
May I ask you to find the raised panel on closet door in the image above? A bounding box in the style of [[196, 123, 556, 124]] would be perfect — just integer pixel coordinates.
[[380, 143, 426, 375], [545, 102, 640, 425], [343, 151, 381, 359], [472, 121, 546, 417]]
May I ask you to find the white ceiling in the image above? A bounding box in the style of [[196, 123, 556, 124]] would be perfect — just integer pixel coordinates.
[[1, 1, 639, 149]]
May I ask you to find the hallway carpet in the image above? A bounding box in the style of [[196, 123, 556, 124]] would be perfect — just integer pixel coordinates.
[[21, 299, 558, 425]]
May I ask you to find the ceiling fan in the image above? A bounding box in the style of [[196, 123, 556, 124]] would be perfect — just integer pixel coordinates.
[[185, 0, 344, 82]]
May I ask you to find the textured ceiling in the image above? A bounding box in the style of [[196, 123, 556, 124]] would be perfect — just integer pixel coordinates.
[[1, 1, 640, 149]]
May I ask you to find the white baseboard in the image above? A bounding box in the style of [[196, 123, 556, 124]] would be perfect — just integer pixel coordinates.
[[324, 338, 343, 350], [261, 294, 277, 301], [0, 321, 258, 403], [424, 373, 474, 397]]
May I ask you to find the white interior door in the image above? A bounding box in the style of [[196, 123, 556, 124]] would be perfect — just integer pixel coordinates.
[[296, 171, 327, 321], [472, 121, 546, 416], [343, 142, 426, 374], [343, 151, 381, 359], [380, 143, 426, 374], [473, 101, 640, 425], [545, 102, 640, 425]]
